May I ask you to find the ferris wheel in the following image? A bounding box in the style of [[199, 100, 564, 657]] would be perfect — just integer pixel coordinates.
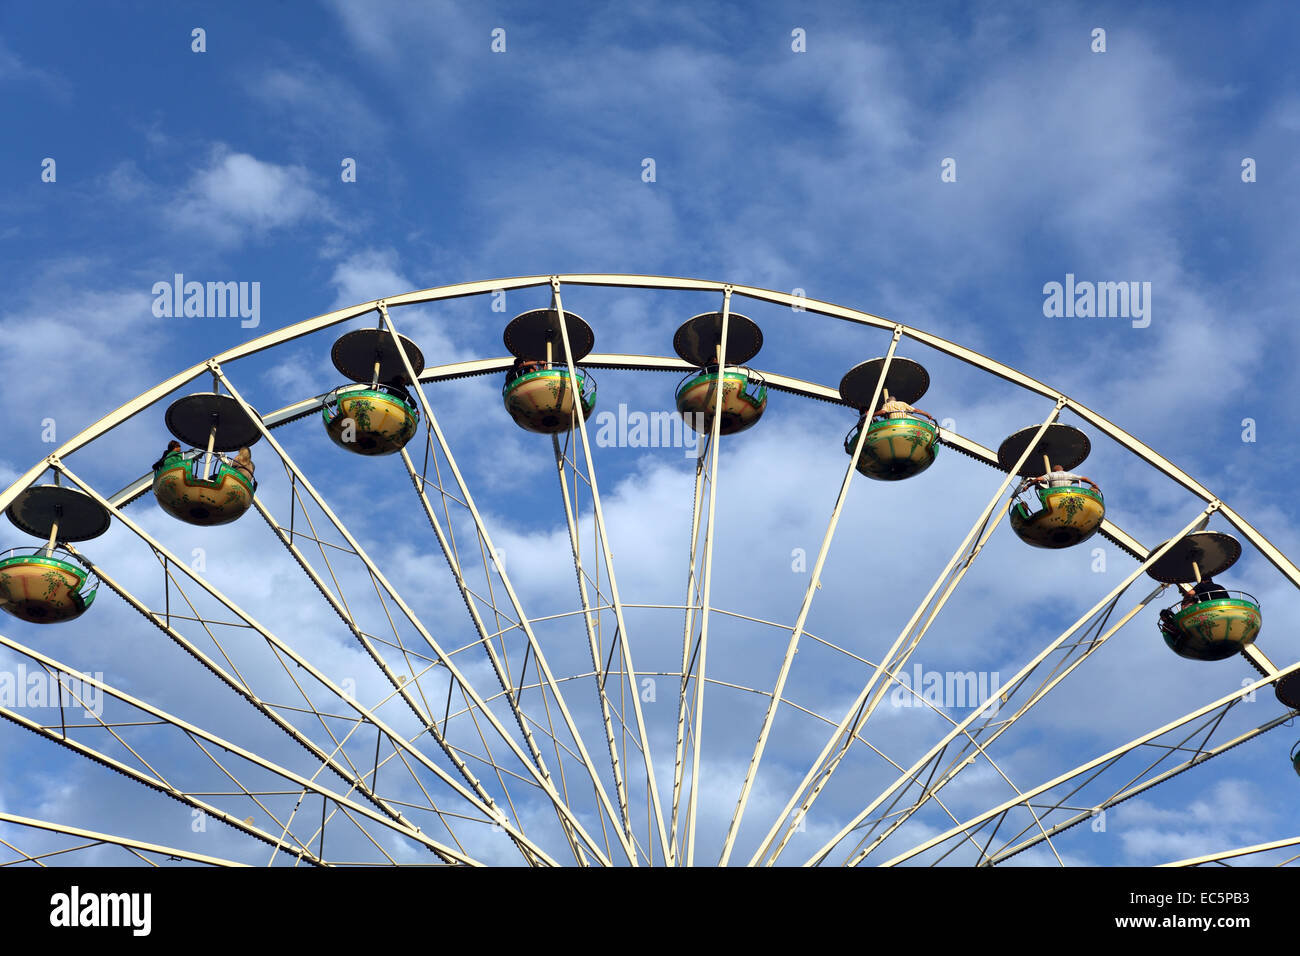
[[1, 273, 1297, 868]]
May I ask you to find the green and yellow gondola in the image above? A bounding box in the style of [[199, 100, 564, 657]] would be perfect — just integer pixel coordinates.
[[844, 413, 938, 481], [1, 484, 110, 624], [325, 327, 425, 454], [671, 311, 768, 437], [997, 424, 1103, 549], [1160, 590, 1261, 662], [838, 357, 937, 480], [0, 547, 98, 624], [501, 308, 599, 435], [676, 367, 767, 436], [503, 364, 597, 434], [323, 383, 419, 455], [1010, 480, 1106, 549], [155, 391, 263, 527], [1145, 531, 1262, 663], [152, 451, 256, 526]]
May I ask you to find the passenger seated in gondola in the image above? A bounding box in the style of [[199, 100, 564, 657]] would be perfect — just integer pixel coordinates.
[[1026, 464, 1088, 489], [1158, 607, 1177, 639], [233, 447, 255, 483], [870, 396, 933, 423], [1192, 577, 1230, 602], [1015, 465, 1098, 518], [387, 377, 414, 405], [1159, 584, 1196, 638], [152, 440, 183, 472], [506, 357, 543, 386]]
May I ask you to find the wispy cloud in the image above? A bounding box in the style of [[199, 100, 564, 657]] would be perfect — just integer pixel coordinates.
[[167, 147, 329, 245]]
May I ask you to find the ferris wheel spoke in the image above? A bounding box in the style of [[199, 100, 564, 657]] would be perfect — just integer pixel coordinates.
[[551, 432, 636, 847], [803, 503, 1217, 866], [0, 635, 482, 865], [693, 662, 1013, 863], [884, 668, 1298, 867], [212, 373, 601, 867], [52, 462, 557, 867], [398, 424, 623, 866], [837, 579, 1154, 863], [754, 398, 1068, 866], [845, 652, 1078, 867], [253, 495, 445, 749], [1159, 833, 1300, 868], [0, 811, 247, 867], [674, 287, 738, 866], [720, 327, 904, 866], [670, 430, 708, 860], [376, 303, 628, 865], [985, 708, 1293, 865], [399, 435, 610, 864], [550, 280, 672, 865], [853, 512, 1236, 859], [61, 532, 473, 852]]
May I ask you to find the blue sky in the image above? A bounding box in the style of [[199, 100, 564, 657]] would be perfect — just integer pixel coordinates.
[[1, 0, 1298, 867]]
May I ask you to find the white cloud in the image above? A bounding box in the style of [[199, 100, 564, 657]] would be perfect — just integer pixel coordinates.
[[168, 148, 327, 245], [0, 36, 69, 99]]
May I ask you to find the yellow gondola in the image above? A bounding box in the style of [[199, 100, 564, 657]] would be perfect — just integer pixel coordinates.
[[1, 484, 110, 624], [503, 364, 597, 434], [153, 450, 256, 526], [323, 382, 420, 455], [325, 327, 425, 455], [1146, 531, 1264, 663], [838, 357, 937, 481], [844, 411, 938, 481], [997, 424, 1103, 549], [1159, 589, 1261, 661], [501, 308, 599, 435], [1009, 477, 1105, 548], [155, 391, 263, 527], [675, 366, 767, 436], [671, 311, 768, 437], [0, 546, 98, 623]]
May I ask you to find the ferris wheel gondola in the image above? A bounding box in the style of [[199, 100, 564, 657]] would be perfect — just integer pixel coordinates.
[[1147, 531, 1261, 661], [839, 357, 937, 481], [672, 311, 767, 436], [322, 327, 423, 455], [999, 423, 1105, 549], [154, 390, 262, 526], [0, 483, 109, 623], [501, 308, 597, 434]]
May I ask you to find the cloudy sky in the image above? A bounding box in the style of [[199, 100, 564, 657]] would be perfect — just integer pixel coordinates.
[[1, 0, 1298, 867]]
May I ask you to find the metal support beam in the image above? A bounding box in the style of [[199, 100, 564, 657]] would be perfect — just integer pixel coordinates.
[[0, 811, 248, 867], [549, 279, 671, 865], [372, 304, 621, 864], [720, 326, 903, 865], [754, 398, 1067, 865], [51, 459, 555, 866]]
